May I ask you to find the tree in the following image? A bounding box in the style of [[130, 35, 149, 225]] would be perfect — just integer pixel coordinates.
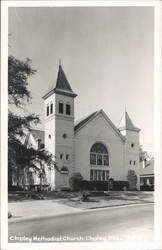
[[8, 55, 54, 188]]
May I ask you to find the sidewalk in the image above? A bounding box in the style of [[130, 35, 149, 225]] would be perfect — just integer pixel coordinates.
[[9, 199, 83, 223], [8, 191, 154, 223]]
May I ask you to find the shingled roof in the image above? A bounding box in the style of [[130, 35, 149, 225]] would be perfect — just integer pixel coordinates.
[[55, 65, 73, 92], [42, 64, 77, 100], [118, 111, 140, 132]]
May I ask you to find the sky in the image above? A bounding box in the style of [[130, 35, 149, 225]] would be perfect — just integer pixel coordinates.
[[8, 6, 154, 155]]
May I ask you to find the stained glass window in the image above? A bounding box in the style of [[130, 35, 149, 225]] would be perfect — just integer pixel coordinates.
[[90, 143, 109, 166]]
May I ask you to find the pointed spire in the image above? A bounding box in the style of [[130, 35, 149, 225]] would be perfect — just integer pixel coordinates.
[[42, 63, 77, 100], [118, 110, 140, 132], [54, 63, 77, 98], [55, 64, 73, 92]]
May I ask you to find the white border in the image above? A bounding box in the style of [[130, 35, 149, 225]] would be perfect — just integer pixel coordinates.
[[1, 1, 161, 249]]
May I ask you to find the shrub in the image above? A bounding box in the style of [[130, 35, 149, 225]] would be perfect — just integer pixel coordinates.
[[80, 180, 109, 191], [8, 185, 24, 192], [109, 178, 114, 190], [140, 183, 154, 191], [113, 180, 129, 191], [69, 172, 83, 191], [80, 190, 90, 201]]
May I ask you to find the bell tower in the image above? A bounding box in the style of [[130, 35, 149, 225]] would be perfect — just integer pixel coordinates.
[[42, 63, 77, 189], [118, 110, 141, 190]]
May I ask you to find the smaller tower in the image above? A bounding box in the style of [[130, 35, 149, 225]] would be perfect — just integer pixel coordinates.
[[118, 111, 141, 190], [42, 63, 77, 190]]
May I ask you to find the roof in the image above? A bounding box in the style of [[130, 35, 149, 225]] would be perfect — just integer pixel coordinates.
[[42, 64, 77, 100], [29, 129, 45, 144], [55, 65, 73, 92], [74, 111, 98, 132], [140, 159, 154, 176], [74, 110, 125, 142], [118, 111, 140, 132]]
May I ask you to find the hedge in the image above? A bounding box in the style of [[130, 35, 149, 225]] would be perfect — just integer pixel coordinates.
[[77, 180, 129, 191], [69, 172, 83, 191], [80, 180, 109, 191], [140, 184, 154, 191], [113, 180, 129, 191]]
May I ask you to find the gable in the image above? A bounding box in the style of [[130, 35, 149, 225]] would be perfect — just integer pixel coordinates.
[[24, 129, 45, 150], [75, 110, 125, 143]]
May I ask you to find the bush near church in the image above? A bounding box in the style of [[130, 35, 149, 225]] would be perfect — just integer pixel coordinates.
[[75, 179, 129, 191], [80, 180, 108, 191], [112, 180, 129, 191], [69, 172, 83, 191]]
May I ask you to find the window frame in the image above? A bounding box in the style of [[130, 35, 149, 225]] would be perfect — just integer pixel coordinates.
[[58, 101, 64, 114], [90, 170, 109, 181], [66, 103, 71, 115], [90, 143, 109, 166], [46, 104, 49, 116], [50, 102, 53, 114]]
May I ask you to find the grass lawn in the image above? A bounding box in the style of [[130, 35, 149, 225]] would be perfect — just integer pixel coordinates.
[[8, 191, 154, 210]]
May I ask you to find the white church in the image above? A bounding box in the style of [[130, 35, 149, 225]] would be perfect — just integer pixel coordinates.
[[20, 64, 153, 191]]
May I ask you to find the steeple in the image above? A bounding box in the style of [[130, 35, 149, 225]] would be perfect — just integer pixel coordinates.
[[55, 64, 74, 93], [118, 111, 140, 132], [42, 63, 77, 100]]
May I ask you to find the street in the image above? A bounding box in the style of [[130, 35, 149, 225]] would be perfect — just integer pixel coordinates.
[[8, 203, 154, 242]]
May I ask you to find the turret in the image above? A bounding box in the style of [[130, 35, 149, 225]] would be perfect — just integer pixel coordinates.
[[118, 110, 141, 190], [42, 63, 77, 189]]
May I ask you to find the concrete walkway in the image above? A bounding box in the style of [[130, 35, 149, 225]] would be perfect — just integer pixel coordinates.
[[9, 199, 83, 223]]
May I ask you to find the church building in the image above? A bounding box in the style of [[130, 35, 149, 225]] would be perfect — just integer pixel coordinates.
[[41, 64, 142, 190]]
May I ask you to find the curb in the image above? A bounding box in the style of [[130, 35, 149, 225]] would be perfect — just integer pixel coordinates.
[[88, 201, 154, 209]]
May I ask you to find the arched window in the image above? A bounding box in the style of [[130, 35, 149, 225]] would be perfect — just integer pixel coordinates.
[[46, 104, 49, 116], [59, 101, 64, 114], [50, 102, 53, 114], [90, 143, 109, 166], [60, 166, 69, 174]]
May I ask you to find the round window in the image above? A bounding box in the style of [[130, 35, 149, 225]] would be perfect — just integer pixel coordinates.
[[62, 133, 67, 139]]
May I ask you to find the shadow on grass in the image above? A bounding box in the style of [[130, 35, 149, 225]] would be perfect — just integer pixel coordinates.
[[69, 198, 99, 203], [8, 191, 154, 204], [8, 191, 78, 202]]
